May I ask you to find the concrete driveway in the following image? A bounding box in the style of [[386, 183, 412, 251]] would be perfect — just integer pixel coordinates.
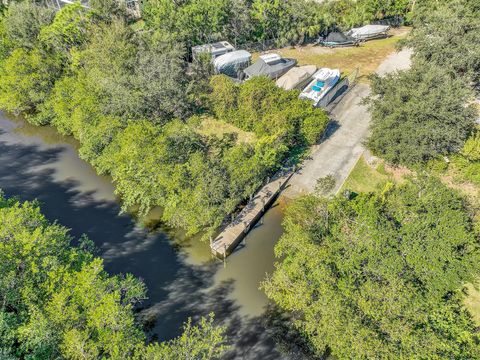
[[283, 48, 412, 198]]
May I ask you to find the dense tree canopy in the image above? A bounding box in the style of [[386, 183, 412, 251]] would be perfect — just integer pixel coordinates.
[[366, 0, 479, 166], [210, 75, 329, 146], [0, 192, 226, 359], [264, 178, 480, 358], [142, 0, 414, 47], [407, 0, 480, 84], [366, 64, 476, 165]]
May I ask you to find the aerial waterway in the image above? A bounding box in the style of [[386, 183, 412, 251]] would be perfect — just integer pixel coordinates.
[[0, 113, 299, 360]]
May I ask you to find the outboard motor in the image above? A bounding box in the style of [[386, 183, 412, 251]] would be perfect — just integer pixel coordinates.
[[237, 70, 246, 81]]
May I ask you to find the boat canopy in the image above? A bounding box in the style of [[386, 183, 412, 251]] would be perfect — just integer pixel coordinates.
[[243, 55, 297, 80], [319, 32, 357, 46], [276, 65, 317, 90], [347, 25, 390, 40], [213, 50, 252, 77]]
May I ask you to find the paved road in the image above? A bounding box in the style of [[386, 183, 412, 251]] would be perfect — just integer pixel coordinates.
[[283, 48, 412, 198]]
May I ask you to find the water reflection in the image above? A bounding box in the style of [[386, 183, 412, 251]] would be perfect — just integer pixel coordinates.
[[0, 113, 302, 359]]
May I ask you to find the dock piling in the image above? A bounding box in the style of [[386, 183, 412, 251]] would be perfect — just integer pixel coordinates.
[[223, 244, 227, 268]]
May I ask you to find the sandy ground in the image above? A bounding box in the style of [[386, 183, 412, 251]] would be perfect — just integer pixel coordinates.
[[283, 48, 412, 197], [376, 47, 412, 75]]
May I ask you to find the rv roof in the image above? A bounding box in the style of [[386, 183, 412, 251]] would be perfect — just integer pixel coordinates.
[[192, 41, 235, 54]]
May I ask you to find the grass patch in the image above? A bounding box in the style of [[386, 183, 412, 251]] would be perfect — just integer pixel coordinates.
[[196, 116, 256, 144], [254, 27, 410, 82], [340, 155, 391, 193], [464, 283, 480, 327]]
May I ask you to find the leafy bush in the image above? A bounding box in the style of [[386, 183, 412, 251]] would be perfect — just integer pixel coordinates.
[[264, 178, 480, 358], [0, 193, 226, 359], [0, 48, 62, 116], [366, 64, 476, 166], [210, 75, 329, 147], [462, 127, 480, 161]]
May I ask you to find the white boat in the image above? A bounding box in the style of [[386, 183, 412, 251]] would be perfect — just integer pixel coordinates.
[[299, 68, 341, 106], [347, 25, 390, 41]]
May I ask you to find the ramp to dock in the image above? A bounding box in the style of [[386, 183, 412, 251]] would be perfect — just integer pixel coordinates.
[[211, 170, 293, 258]]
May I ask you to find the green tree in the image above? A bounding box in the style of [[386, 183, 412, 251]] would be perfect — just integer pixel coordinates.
[[407, 0, 480, 84], [89, 0, 129, 21], [39, 3, 91, 55], [210, 75, 329, 147], [264, 178, 480, 358], [0, 47, 62, 115], [135, 31, 189, 120], [462, 127, 480, 162], [1, 2, 54, 50], [0, 192, 226, 359], [366, 64, 476, 166], [250, 0, 322, 45], [142, 0, 231, 45]]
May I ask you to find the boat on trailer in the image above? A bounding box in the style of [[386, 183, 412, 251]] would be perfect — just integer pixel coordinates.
[[299, 68, 341, 107], [276, 65, 317, 90], [317, 32, 358, 48], [346, 25, 390, 41], [242, 53, 297, 80]]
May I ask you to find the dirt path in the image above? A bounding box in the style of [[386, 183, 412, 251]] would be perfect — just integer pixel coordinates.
[[283, 48, 412, 198]]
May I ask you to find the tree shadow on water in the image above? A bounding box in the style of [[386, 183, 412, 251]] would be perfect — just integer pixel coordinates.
[[0, 128, 312, 359], [0, 136, 184, 332]]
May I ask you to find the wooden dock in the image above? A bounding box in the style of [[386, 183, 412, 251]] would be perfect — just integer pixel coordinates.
[[210, 170, 293, 258]]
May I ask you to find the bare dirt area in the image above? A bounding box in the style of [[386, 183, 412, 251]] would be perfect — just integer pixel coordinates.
[[440, 174, 480, 201], [253, 27, 411, 81]]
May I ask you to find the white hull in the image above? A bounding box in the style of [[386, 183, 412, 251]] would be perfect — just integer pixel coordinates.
[[299, 68, 341, 106]]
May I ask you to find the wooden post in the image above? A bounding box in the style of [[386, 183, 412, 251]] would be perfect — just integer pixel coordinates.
[[209, 236, 213, 246], [223, 244, 227, 268], [244, 222, 249, 234]]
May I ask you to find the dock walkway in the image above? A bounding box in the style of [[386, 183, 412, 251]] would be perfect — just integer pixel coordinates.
[[211, 170, 293, 258]]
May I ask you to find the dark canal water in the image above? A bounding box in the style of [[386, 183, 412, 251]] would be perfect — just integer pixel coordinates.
[[0, 113, 302, 359]]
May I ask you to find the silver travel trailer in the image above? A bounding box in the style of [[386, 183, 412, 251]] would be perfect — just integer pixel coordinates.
[[213, 50, 252, 78], [192, 41, 236, 60]]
